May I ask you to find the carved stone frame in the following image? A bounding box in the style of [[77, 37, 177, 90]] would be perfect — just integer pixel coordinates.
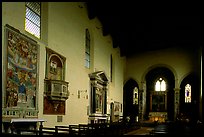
[[43, 47, 68, 115], [88, 71, 109, 123]]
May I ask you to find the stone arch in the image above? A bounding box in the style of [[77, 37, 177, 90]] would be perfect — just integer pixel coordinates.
[[124, 77, 140, 88], [141, 64, 178, 88], [179, 71, 195, 87], [123, 78, 139, 123], [140, 64, 177, 121], [179, 72, 200, 122]]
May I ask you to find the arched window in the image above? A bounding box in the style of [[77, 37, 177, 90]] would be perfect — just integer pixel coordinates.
[[155, 78, 166, 91], [185, 84, 191, 103]]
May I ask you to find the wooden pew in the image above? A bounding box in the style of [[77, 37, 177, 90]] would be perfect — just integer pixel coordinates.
[[39, 126, 56, 135], [68, 124, 80, 135], [14, 128, 40, 135], [78, 124, 93, 135], [55, 125, 71, 135], [150, 124, 169, 135]]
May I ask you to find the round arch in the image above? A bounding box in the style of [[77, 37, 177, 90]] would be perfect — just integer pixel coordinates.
[[140, 64, 178, 88], [124, 77, 140, 87], [140, 64, 176, 121], [179, 72, 200, 123], [123, 78, 139, 123], [179, 71, 197, 87]]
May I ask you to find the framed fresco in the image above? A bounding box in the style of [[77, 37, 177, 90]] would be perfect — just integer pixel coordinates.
[[2, 24, 39, 118]]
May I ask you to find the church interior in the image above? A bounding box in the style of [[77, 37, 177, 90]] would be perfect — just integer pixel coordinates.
[[2, 2, 203, 135]]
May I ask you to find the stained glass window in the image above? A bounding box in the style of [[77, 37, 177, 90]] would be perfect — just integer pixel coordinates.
[[185, 84, 191, 103], [85, 29, 90, 68], [110, 54, 113, 82], [25, 2, 41, 38], [133, 87, 138, 104], [155, 78, 166, 91]]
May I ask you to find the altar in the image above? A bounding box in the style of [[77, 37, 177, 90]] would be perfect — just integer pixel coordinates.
[[149, 90, 167, 122], [149, 112, 167, 122], [2, 118, 46, 134]]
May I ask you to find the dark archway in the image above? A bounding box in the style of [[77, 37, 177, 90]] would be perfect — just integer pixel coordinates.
[[145, 67, 175, 121], [123, 78, 139, 123], [180, 73, 200, 123]]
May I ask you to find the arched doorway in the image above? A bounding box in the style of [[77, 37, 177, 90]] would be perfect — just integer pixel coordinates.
[[145, 67, 175, 121], [123, 78, 139, 123], [180, 73, 200, 123]]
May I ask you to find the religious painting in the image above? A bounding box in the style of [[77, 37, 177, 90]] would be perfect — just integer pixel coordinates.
[[4, 24, 39, 110], [43, 97, 65, 115], [50, 60, 57, 74], [95, 87, 103, 113], [152, 95, 165, 112], [45, 47, 66, 80], [114, 101, 120, 116]]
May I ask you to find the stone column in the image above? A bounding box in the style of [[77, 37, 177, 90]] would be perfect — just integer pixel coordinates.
[[138, 81, 146, 122], [138, 89, 144, 121], [174, 88, 180, 120], [102, 84, 108, 114], [165, 91, 167, 111]]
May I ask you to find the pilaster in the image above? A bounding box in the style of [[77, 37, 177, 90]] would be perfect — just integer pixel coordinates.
[[174, 88, 180, 120]]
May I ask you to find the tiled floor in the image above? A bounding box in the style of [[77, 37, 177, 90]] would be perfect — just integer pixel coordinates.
[[124, 127, 154, 135], [125, 122, 203, 136]]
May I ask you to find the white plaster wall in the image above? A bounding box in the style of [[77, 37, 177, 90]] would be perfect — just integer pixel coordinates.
[[2, 2, 126, 127]]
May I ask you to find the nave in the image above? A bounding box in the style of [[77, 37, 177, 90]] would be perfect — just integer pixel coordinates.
[[2, 119, 203, 136]]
